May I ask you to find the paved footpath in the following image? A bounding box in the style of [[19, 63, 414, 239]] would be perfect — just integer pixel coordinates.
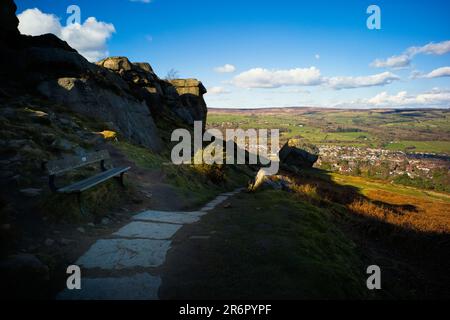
[[57, 188, 244, 300]]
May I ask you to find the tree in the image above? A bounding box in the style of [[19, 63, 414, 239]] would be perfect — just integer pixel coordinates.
[[165, 68, 179, 80]]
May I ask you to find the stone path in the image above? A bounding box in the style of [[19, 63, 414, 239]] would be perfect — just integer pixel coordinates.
[[57, 188, 243, 300]]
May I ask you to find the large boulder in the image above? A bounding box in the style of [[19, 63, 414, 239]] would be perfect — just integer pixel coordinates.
[[169, 79, 208, 128], [0, 0, 20, 42], [1, 1, 208, 151], [98, 57, 208, 134], [38, 77, 162, 151], [32, 55, 163, 150], [279, 139, 319, 168], [248, 168, 293, 192], [97, 57, 164, 117], [0, 3, 163, 151]]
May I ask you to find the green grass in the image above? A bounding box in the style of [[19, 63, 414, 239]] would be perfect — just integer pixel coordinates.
[[331, 172, 450, 203], [115, 141, 251, 207], [162, 189, 368, 299], [115, 140, 167, 169], [207, 109, 450, 154], [384, 140, 450, 154], [41, 179, 129, 222]]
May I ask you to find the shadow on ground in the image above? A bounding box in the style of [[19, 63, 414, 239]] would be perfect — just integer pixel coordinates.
[[159, 168, 450, 300]]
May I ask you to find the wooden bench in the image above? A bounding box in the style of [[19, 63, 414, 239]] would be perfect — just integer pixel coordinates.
[[44, 150, 130, 214]]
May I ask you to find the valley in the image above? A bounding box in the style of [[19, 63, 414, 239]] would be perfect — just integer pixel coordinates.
[[207, 108, 450, 192]]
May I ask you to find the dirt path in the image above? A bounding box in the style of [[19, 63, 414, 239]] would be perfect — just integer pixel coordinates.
[[57, 188, 244, 300]]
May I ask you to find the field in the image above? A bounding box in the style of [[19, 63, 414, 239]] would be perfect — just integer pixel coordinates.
[[207, 108, 450, 154]]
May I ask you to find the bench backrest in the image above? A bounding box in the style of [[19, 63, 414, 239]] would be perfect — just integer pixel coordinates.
[[46, 150, 110, 175]]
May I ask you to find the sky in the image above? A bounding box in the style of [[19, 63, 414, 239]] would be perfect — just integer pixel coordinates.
[[15, 0, 450, 109]]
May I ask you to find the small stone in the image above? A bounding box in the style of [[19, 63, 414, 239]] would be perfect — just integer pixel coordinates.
[[52, 138, 75, 151], [20, 188, 42, 197], [41, 133, 56, 143], [0, 253, 49, 277], [0, 171, 14, 179], [77, 227, 85, 233], [87, 223, 95, 227], [44, 238, 54, 246], [189, 235, 211, 240], [101, 218, 110, 225], [223, 203, 232, 209], [131, 197, 143, 204], [60, 238, 74, 246], [7, 139, 28, 149]]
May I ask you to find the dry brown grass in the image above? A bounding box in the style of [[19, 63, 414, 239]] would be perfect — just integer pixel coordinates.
[[363, 190, 450, 234], [290, 183, 321, 201], [287, 170, 450, 235]]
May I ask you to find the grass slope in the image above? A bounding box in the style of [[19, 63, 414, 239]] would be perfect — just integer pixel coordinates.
[[161, 189, 367, 299]]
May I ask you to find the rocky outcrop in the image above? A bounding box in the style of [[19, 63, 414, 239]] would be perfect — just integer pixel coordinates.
[[248, 169, 293, 191], [0, 0, 20, 41], [279, 139, 319, 168], [37, 77, 162, 151], [97, 57, 208, 133], [0, 1, 163, 151], [1, 1, 209, 151], [169, 79, 208, 129]]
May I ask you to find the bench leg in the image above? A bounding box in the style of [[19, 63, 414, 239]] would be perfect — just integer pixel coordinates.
[[115, 172, 126, 187], [76, 193, 86, 215]]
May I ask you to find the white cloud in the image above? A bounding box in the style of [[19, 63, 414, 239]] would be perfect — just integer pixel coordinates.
[[129, 0, 152, 3], [407, 40, 450, 56], [367, 89, 450, 108], [276, 88, 311, 94], [232, 66, 400, 90], [422, 66, 450, 79], [232, 67, 322, 88], [315, 54, 320, 60], [371, 40, 450, 69], [335, 89, 450, 108], [17, 8, 115, 62], [214, 64, 236, 73], [17, 8, 61, 36], [208, 86, 231, 95], [370, 54, 410, 69], [325, 72, 400, 90], [60, 18, 115, 62]]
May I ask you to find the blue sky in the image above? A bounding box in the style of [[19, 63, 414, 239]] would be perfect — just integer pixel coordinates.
[[15, 0, 450, 108]]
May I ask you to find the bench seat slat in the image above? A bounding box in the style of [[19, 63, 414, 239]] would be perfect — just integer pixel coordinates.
[[57, 167, 130, 193], [47, 150, 110, 175]]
